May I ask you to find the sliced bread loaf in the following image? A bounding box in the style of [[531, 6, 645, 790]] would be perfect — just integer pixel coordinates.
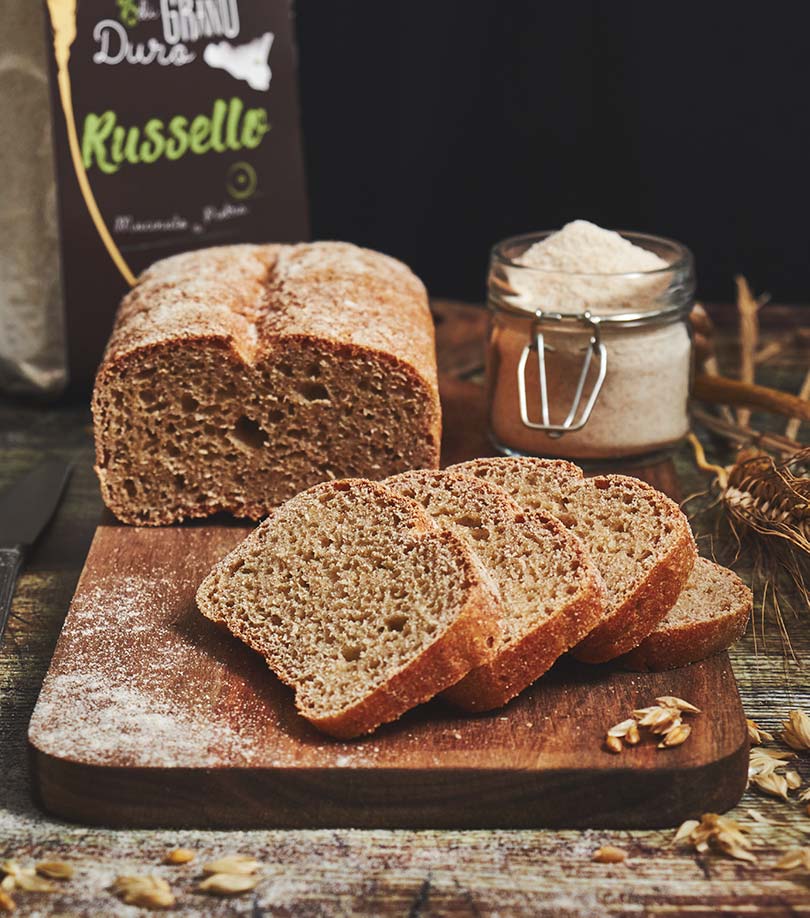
[[619, 557, 752, 671], [196, 479, 501, 738], [93, 242, 441, 525], [449, 457, 697, 663], [385, 469, 606, 710]]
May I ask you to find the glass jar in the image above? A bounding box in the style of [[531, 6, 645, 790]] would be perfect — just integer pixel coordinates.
[[486, 231, 695, 461]]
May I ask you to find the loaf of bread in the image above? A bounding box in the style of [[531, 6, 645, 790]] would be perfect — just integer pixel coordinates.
[[196, 479, 501, 739], [449, 457, 697, 662], [93, 242, 441, 525], [619, 557, 752, 671], [385, 470, 606, 710]]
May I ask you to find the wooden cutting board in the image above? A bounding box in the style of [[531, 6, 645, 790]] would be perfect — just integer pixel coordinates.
[[28, 315, 749, 829]]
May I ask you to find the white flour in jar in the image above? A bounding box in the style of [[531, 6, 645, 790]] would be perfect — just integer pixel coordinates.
[[489, 221, 691, 459]]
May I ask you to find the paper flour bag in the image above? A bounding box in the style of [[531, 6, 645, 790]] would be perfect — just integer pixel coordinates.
[[40, 0, 309, 391]]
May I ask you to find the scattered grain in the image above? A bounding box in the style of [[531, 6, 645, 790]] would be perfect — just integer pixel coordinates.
[[0, 862, 56, 893], [201, 855, 259, 876], [743, 808, 771, 825], [10, 873, 55, 893], [658, 723, 691, 749], [749, 747, 796, 779], [605, 695, 700, 753], [673, 813, 756, 862], [0, 891, 14, 914], [198, 873, 259, 896], [633, 706, 682, 735], [785, 770, 803, 790], [164, 848, 195, 866], [625, 722, 641, 746], [605, 734, 623, 754], [35, 861, 74, 880], [672, 819, 700, 844], [751, 771, 790, 801], [656, 696, 701, 714], [111, 875, 175, 910], [747, 719, 774, 745], [775, 847, 810, 871], [781, 710, 810, 751], [607, 719, 637, 738], [592, 846, 627, 864]]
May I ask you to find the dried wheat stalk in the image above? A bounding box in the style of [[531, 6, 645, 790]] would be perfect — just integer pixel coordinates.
[[736, 276, 760, 428], [686, 277, 809, 647], [755, 340, 785, 365], [686, 436, 810, 651], [691, 277, 810, 435], [690, 407, 801, 458], [785, 367, 810, 442], [723, 448, 810, 551], [692, 375, 810, 423]]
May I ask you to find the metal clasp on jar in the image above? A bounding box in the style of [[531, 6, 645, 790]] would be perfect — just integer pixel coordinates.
[[516, 310, 607, 438]]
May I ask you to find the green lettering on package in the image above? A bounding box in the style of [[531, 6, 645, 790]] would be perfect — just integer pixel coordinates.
[[80, 98, 269, 173]]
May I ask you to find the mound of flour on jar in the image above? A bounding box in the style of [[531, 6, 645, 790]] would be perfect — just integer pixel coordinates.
[[513, 220, 671, 314]]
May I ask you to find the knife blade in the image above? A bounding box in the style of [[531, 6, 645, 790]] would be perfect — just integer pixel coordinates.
[[0, 458, 73, 644]]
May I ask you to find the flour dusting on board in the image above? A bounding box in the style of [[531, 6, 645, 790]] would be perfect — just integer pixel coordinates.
[[28, 571, 265, 767], [29, 672, 258, 767]]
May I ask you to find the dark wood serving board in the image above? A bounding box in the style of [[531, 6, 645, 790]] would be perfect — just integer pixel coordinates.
[[28, 309, 749, 829]]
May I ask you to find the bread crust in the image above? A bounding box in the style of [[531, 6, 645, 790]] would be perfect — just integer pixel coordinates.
[[93, 242, 441, 525], [619, 562, 752, 671], [571, 481, 697, 663], [196, 480, 502, 739]]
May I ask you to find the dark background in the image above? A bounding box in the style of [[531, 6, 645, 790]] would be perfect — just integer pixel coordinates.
[[295, 1, 810, 304]]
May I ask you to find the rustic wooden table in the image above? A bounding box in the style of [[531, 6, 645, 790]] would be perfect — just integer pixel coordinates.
[[1, 302, 809, 916]]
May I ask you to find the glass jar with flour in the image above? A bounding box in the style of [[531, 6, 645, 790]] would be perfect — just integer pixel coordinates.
[[486, 221, 695, 461]]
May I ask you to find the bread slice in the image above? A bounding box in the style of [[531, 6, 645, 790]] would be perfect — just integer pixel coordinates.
[[93, 242, 441, 525], [449, 457, 697, 663], [619, 558, 752, 671], [385, 469, 606, 710], [195, 479, 501, 739]]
